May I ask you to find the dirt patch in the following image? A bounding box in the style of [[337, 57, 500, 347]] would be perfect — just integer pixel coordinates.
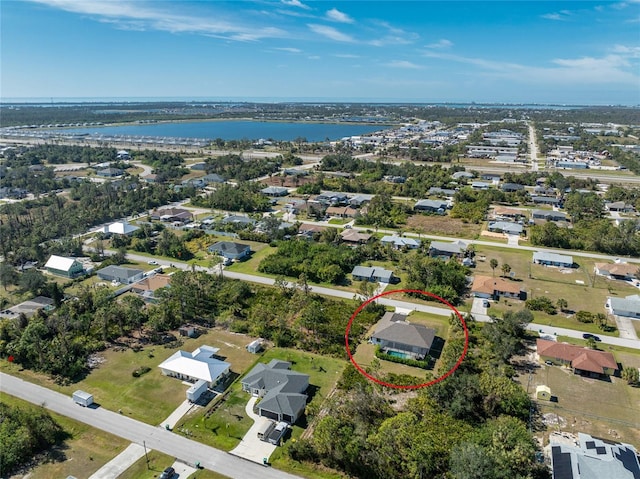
[[406, 215, 482, 239], [480, 230, 507, 239], [542, 412, 567, 427]]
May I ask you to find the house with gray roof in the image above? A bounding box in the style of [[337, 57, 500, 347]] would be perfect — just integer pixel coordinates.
[[550, 432, 640, 479], [533, 251, 574, 268], [241, 359, 309, 424], [97, 167, 124, 177], [351, 266, 395, 283], [202, 173, 225, 184], [488, 221, 524, 235], [428, 240, 468, 259], [380, 235, 421, 249], [606, 294, 640, 319], [207, 241, 251, 260], [531, 196, 562, 206], [370, 312, 436, 360], [414, 199, 448, 214], [532, 210, 568, 222], [261, 186, 289, 197], [96, 266, 144, 284]]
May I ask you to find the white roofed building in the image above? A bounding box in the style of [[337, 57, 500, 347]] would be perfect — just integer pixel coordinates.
[[44, 255, 85, 278], [158, 345, 230, 388], [104, 220, 139, 236]]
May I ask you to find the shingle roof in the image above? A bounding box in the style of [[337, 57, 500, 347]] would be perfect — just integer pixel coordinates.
[[208, 241, 250, 255], [97, 265, 143, 279], [608, 296, 640, 315], [471, 275, 521, 295], [536, 339, 618, 374], [533, 251, 573, 265], [373, 313, 435, 351], [429, 240, 467, 254], [595, 262, 639, 277]]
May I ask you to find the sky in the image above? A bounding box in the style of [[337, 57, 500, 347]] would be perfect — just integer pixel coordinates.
[[1, 0, 639, 105]]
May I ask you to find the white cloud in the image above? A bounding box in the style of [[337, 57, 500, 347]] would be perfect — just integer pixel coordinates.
[[541, 13, 563, 20], [423, 48, 640, 85], [308, 55, 320, 60], [28, 0, 287, 41], [275, 47, 302, 53], [384, 60, 423, 69], [326, 8, 353, 24], [308, 24, 354, 42], [425, 39, 453, 49], [334, 53, 360, 58], [281, 0, 311, 10]]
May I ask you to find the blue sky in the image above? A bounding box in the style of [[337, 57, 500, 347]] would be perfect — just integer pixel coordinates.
[[2, 0, 639, 104]]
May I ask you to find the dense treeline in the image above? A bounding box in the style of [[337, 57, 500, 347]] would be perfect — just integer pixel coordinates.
[[258, 240, 362, 284], [401, 254, 470, 305], [355, 193, 410, 228], [3, 144, 117, 165], [0, 180, 184, 265], [134, 149, 187, 181], [204, 154, 281, 180], [291, 309, 548, 479], [0, 401, 68, 475], [191, 182, 271, 212]]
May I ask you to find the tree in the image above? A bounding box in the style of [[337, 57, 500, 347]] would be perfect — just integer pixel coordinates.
[[449, 442, 497, 479], [489, 259, 498, 277], [621, 366, 639, 385], [557, 298, 568, 312], [0, 262, 17, 291], [586, 337, 597, 349], [500, 263, 511, 278]]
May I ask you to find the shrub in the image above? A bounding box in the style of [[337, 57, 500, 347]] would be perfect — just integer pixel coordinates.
[[525, 296, 557, 315], [575, 310, 594, 323], [132, 366, 151, 378]]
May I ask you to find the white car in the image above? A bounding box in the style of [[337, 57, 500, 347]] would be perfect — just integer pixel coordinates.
[[147, 260, 158, 265]]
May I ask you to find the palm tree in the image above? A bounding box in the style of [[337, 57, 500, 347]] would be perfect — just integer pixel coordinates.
[[490, 259, 498, 277], [501, 263, 511, 278], [557, 298, 568, 313]]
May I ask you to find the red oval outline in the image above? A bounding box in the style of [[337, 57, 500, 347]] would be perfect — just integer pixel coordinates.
[[345, 289, 469, 389]]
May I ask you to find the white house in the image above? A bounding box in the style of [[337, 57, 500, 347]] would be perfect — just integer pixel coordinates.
[[104, 220, 139, 236], [533, 251, 574, 268], [380, 235, 421, 249], [158, 345, 230, 388], [606, 294, 640, 320]]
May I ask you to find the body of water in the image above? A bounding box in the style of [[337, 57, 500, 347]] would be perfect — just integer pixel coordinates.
[[60, 120, 392, 142]]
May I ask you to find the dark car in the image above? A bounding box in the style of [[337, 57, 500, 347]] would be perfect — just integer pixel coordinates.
[[582, 333, 601, 342], [160, 467, 175, 479]]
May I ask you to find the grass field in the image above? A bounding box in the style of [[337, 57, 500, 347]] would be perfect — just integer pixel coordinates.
[[0, 328, 262, 425], [517, 361, 640, 447], [0, 393, 129, 479], [406, 214, 483, 239]]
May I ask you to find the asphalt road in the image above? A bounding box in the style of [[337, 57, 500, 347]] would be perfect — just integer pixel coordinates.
[[0, 373, 303, 479], [117, 251, 640, 350]]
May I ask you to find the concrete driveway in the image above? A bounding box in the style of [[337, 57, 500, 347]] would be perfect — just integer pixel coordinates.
[[230, 397, 277, 464], [88, 443, 145, 479], [613, 315, 639, 340]]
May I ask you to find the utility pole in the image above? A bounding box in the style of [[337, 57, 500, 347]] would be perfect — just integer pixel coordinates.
[[143, 440, 150, 469]]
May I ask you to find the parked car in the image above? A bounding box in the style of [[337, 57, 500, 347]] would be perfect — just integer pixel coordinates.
[[160, 467, 175, 479], [482, 299, 490, 308], [147, 260, 159, 265]]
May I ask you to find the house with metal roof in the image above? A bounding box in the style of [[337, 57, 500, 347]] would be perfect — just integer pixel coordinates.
[[380, 235, 421, 249], [536, 339, 618, 378], [428, 240, 468, 259], [241, 360, 309, 424], [351, 266, 395, 283], [550, 432, 640, 479], [159, 345, 230, 389], [370, 312, 436, 361], [488, 221, 524, 235], [104, 220, 139, 236], [44, 255, 85, 278], [533, 251, 574, 268], [414, 199, 448, 214], [606, 294, 640, 319], [97, 266, 144, 284], [207, 241, 251, 260]]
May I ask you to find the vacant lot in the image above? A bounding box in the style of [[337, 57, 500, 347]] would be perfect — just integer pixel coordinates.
[[516, 350, 640, 447], [407, 214, 483, 239], [0, 393, 129, 479]]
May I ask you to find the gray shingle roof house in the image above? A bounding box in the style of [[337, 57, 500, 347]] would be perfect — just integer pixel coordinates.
[[96, 266, 144, 284], [241, 360, 309, 424], [606, 294, 640, 319], [261, 186, 289, 197], [370, 312, 435, 360], [550, 433, 640, 479], [428, 240, 467, 259], [414, 199, 448, 213], [532, 210, 568, 222], [351, 266, 394, 283], [380, 235, 421, 249], [207, 241, 251, 260], [533, 251, 574, 268], [97, 167, 124, 177]]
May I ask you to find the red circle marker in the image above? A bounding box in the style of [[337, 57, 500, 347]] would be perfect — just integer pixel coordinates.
[[345, 289, 469, 389]]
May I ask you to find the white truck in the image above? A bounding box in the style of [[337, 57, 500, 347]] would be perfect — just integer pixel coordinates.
[[72, 390, 94, 407]]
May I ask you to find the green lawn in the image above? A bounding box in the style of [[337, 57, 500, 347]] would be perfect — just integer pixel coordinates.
[[328, 218, 349, 225], [0, 393, 130, 479], [225, 245, 277, 275], [0, 328, 262, 426], [176, 348, 345, 453]]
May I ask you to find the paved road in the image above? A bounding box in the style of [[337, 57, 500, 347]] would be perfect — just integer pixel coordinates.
[[115, 251, 640, 350], [527, 122, 540, 172], [0, 373, 303, 479]]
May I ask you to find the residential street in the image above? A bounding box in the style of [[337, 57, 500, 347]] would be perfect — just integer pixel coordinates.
[[0, 373, 303, 479]]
